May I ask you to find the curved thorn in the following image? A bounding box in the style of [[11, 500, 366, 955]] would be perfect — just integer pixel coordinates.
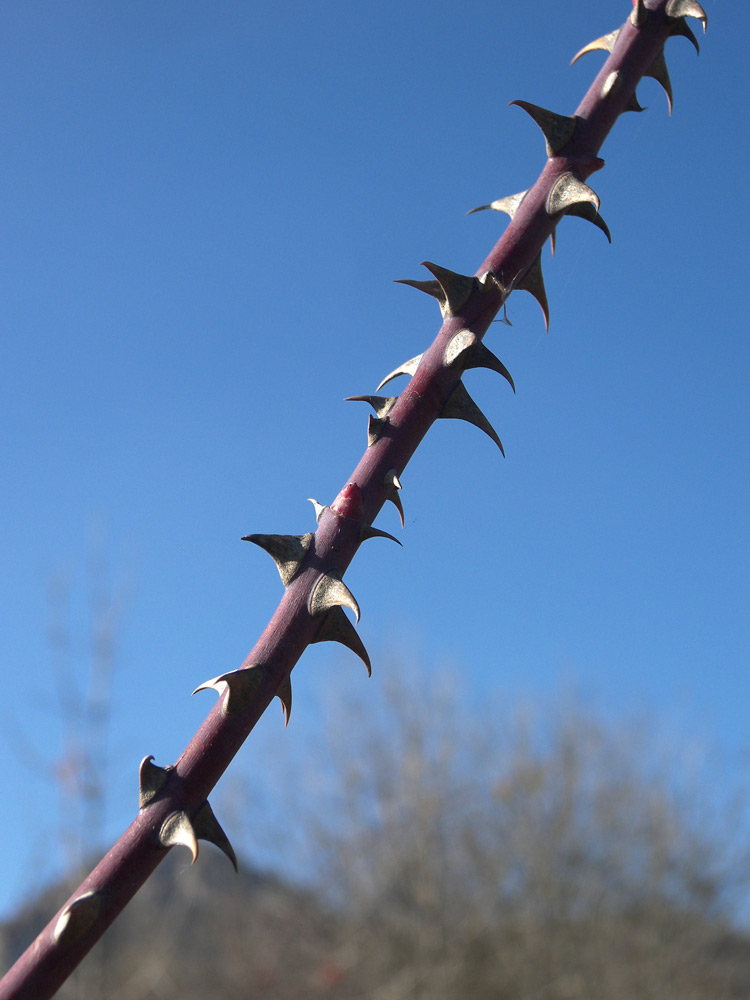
[[570, 29, 620, 66], [645, 48, 673, 114], [361, 523, 402, 546], [388, 494, 405, 526], [669, 17, 699, 54], [376, 354, 422, 392], [467, 190, 528, 219], [442, 330, 515, 393], [624, 90, 646, 114], [193, 801, 238, 872], [138, 755, 171, 809], [277, 677, 292, 726], [313, 605, 372, 676], [53, 892, 102, 947], [510, 100, 578, 156], [308, 498, 329, 523], [242, 533, 314, 586], [160, 810, 199, 864], [384, 470, 405, 528], [563, 202, 612, 243], [441, 381, 505, 456], [666, 0, 707, 32], [309, 571, 361, 623], [388, 494, 404, 527], [344, 394, 398, 419], [547, 172, 600, 217], [192, 664, 265, 716], [467, 342, 516, 393], [516, 253, 549, 331]]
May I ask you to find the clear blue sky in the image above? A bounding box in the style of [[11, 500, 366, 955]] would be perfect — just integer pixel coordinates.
[[1, 0, 746, 918]]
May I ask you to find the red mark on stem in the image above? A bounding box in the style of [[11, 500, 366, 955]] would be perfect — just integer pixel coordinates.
[[331, 482, 364, 520]]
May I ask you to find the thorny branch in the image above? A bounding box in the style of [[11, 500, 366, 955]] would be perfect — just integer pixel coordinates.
[[0, 3, 708, 998]]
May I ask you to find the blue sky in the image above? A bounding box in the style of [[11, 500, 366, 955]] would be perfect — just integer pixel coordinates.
[[1, 0, 747, 918]]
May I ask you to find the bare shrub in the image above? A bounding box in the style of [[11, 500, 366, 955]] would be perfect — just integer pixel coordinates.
[[288, 671, 750, 1000]]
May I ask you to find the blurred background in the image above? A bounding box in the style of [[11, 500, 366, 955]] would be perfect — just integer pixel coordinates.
[[1, 0, 748, 994]]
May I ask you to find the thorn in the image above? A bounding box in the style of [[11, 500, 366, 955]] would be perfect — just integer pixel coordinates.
[[160, 803, 238, 869], [516, 253, 550, 331], [467, 342, 516, 393], [376, 354, 422, 392], [346, 397, 395, 445], [441, 381, 505, 455], [360, 523, 402, 546], [192, 801, 238, 872], [388, 491, 405, 527], [467, 190, 528, 218], [444, 328, 478, 368], [53, 892, 102, 947], [645, 48, 673, 114], [139, 755, 171, 809], [277, 677, 292, 726], [510, 101, 578, 157], [160, 810, 199, 864], [420, 261, 476, 317], [669, 17, 700, 54], [192, 664, 265, 716], [561, 202, 612, 243], [308, 498, 329, 523], [344, 395, 398, 419], [367, 414, 387, 447], [384, 470, 405, 527], [545, 173, 610, 242], [388, 493, 405, 526], [624, 91, 646, 113], [630, 0, 648, 27], [443, 330, 515, 393], [570, 29, 619, 66], [242, 533, 314, 586], [313, 605, 372, 675], [394, 277, 444, 310], [601, 70, 622, 100], [396, 264, 473, 318], [666, 0, 707, 32], [547, 171, 600, 217], [309, 571, 361, 622]]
